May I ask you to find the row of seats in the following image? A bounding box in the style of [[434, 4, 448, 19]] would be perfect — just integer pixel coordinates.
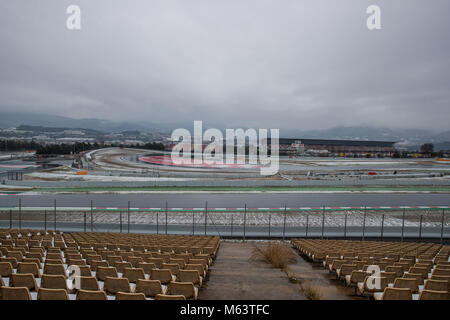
[[292, 239, 450, 300], [1, 229, 220, 300]]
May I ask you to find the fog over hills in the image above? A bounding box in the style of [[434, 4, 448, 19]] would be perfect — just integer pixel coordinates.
[[1, 111, 449, 150]]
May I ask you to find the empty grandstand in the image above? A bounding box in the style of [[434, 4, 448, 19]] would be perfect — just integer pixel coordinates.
[[292, 239, 449, 300], [271, 138, 397, 157], [0, 229, 219, 300]]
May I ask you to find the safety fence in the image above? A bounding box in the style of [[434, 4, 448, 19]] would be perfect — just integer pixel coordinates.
[[0, 203, 449, 243]]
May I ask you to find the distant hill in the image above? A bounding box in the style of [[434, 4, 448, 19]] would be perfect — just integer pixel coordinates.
[[1, 111, 450, 151], [0, 111, 175, 133]]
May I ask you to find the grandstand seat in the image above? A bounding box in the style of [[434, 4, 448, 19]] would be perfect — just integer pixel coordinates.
[[418, 289, 448, 300], [408, 267, 428, 277], [380, 272, 396, 284], [346, 270, 368, 288], [431, 275, 450, 285], [17, 262, 41, 278], [0, 262, 13, 277], [374, 287, 412, 300], [45, 259, 63, 265], [77, 276, 100, 291], [41, 274, 68, 290], [90, 260, 109, 272], [134, 279, 166, 298], [169, 258, 186, 269], [71, 265, 92, 277], [155, 294, 186, 300], [44, 264, 66, 277], [150, 269, 175, 284], [404, 273, 425, 285], [76, 289, 107, 300], [67, 259, 86, 267], [424, 279, 448, 292], [146, 258, 163, 268], [96, 266, 118, 282], [162, 263, 180, 276], [393, 278, 419, 294], [174, 246, 188, 254], [104, 277, 131, 295], [337, 264, 357, 280], [106, 255, 123, 266], [432, 268, 450, 277], [168, 281, 198, 300], [357, 276, 388, 296], [189, 258, 208, 271], [115, 292, 146, 300], [1, 286, 32, 300], [0, 257, 18, 269], [7, 251, 23, 262], [385, 266, 404, 278], [114, 261, 132, 273], [10, 273, 38, 292], [177, 270, 203, 287], [137, 262, 157, 276], [128, 256, 144, 268], [37, 288, 69, 300], [46, 253, 63, 261], [188, 247, 202, 255], [185, 264, 206, 278], [122, 267, 146, 283], [26, 252, 43, 262], [118, 251, 133, 261]]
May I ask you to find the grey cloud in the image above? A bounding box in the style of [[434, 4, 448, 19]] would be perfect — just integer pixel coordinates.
[[0, 0, 449, 132]]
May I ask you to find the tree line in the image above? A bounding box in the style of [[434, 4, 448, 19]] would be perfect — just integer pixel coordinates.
[[0, 140, 165, 155]]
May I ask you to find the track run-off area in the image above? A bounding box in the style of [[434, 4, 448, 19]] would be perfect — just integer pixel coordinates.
[[0, 193, 449, 208]]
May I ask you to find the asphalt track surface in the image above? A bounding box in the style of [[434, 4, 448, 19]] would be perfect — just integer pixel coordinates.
[[0, 193, 449, 208]]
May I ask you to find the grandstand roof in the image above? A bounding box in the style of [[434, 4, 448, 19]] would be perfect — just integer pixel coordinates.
[[273, 138, 397, 147]]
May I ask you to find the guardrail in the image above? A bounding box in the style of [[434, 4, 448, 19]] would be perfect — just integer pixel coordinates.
[[0, 205, 448, 243]]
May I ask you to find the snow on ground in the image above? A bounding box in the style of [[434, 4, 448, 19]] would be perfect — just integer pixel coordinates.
[[314, 161, 417, 166], [5, 209, 445, 228], [25, 171, 201, 182]]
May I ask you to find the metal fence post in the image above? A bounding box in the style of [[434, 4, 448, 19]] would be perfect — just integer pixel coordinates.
[[165, 202, 168, 235], [283, 205, 287, 241], [419, 215, 423, 240], [231, 214, 233, 238], [127, 201, 130, 234], [381, 214, 385, 241], [44, 210, 47, 231], [192, 211, 195, 235], [305, 215, 309, 238], [83, 212, 87, 232], [268, 214, 271, 237], [243, 204, 247, 242], [344, 212, 347, 239], [321, 206, 325, 240], [204, 201, 208, 236], [90, 200, 93, 232], [54, 199, 56, 231], [440, 209, 445, 245], [120, 211, 122, 233], [9, 209, 12, 229], [18, 198, 22, 230], [156, 211, 159, 234], [362, 207, 366, 241], [401, 208, 405, 242]]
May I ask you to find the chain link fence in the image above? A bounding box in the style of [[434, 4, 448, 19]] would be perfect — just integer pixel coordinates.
[[0, 204, 448, 243]]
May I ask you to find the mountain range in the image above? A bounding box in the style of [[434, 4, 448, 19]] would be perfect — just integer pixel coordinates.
[[1, 111, 449, 150]]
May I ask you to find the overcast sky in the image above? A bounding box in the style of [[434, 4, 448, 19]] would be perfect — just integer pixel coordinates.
[[0, 0, 449, 132]]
